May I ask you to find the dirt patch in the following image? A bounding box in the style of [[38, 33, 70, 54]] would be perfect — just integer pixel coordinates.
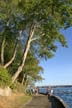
[[0, 93, 31, 108]]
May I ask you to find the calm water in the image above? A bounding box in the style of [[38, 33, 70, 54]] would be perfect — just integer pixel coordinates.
[[53, 87, 72, 108], [39, 87, 72, 108]]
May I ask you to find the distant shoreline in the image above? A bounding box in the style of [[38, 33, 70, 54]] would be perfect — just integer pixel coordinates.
[[37, 85, 72, 88]]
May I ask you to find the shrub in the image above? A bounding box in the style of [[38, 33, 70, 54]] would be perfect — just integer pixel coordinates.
[[11, 81, 26, 93], [0, 66, 11, 87]]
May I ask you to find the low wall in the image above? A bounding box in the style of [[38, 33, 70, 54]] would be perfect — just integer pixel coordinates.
[[50, 95, 69, 108]]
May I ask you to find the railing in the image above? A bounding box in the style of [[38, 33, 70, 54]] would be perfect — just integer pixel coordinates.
[[50, 95, 69, 108]]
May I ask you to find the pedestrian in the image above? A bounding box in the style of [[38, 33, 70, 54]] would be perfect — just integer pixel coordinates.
[[51, 89, 53, 95]]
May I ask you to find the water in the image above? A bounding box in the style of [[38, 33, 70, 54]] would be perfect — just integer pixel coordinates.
[[39, 87, 72, 108], [53, 87, 72, 108]]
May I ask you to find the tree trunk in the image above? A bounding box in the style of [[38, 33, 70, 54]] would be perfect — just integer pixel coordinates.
[[24, 75, 27, 87], [21, 73, 25, 85], [21, 74, 27, 86], [12, 25, 35, 83], [1, 37, 5, 65], [4, 30, 22, 68], [4, 42, 18, 68]]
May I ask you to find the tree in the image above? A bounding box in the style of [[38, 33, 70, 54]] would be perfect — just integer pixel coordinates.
[[18, 52, 43, 86], [12, 0, 72, 82], [0, 0, 72, 83], [0, 0, 25, 67]]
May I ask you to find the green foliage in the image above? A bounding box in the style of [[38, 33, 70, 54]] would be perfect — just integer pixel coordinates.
[[8, 46, 23, 75], [19, 0, 72, 59], [17, 52, 43, 87], [0, 66, 11, 87], [11, 81, 25, 93], [0, 0, 72, 86], [0, 0, 72, 61]]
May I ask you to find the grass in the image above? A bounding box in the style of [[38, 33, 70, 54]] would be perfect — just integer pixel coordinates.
[[0, 93, 32, 108]]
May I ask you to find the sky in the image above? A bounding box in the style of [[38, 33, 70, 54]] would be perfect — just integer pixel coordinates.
[[36, 27, 72, 86]]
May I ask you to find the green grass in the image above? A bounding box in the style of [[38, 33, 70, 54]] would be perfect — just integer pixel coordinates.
[[13, 95, 32, 108]]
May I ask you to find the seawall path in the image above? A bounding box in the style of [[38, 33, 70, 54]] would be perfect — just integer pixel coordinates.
[[23, 95, 51, 108]]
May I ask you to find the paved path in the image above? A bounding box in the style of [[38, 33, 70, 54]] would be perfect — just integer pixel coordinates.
[[23, 95, 51, 108]]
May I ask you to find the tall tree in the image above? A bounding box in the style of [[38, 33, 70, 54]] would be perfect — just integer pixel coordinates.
[[0, 0, 72, 83], [0, 0, 25, 67], [12, 0, 72, 82]]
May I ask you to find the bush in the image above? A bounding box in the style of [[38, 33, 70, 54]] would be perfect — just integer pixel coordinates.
[[11, 81, 26, 93], [0, 66, 11, 87]]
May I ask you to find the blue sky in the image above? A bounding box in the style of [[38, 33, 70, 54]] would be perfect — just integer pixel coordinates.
[[36, 27, 72, 86]]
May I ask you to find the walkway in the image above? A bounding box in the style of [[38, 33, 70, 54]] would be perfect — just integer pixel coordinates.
[[23, 95, 51, 108]]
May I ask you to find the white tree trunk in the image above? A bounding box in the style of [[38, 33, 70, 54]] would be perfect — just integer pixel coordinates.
[[4, 43, 18, 68], [12, 25, 35, 83], [4, 30, 22, 68], [1, 38, 5, 65], [21, 73, 25, 85]]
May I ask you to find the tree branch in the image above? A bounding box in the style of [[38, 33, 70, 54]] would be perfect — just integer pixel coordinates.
[[4, 42, 18, 68], [12, 25, 35, 83], [4, 30, 22, 68], [31, 37, 40, 42], [1, 37, 5, 65], [31, 33, 45, 42]]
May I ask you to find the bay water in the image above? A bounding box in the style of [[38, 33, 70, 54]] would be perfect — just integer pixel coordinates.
[[39, 86, 72, 108], [53, 87, 72, 108]]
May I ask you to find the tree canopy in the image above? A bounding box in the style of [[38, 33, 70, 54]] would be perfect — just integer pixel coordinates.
[[0, 0, 72, 86]]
